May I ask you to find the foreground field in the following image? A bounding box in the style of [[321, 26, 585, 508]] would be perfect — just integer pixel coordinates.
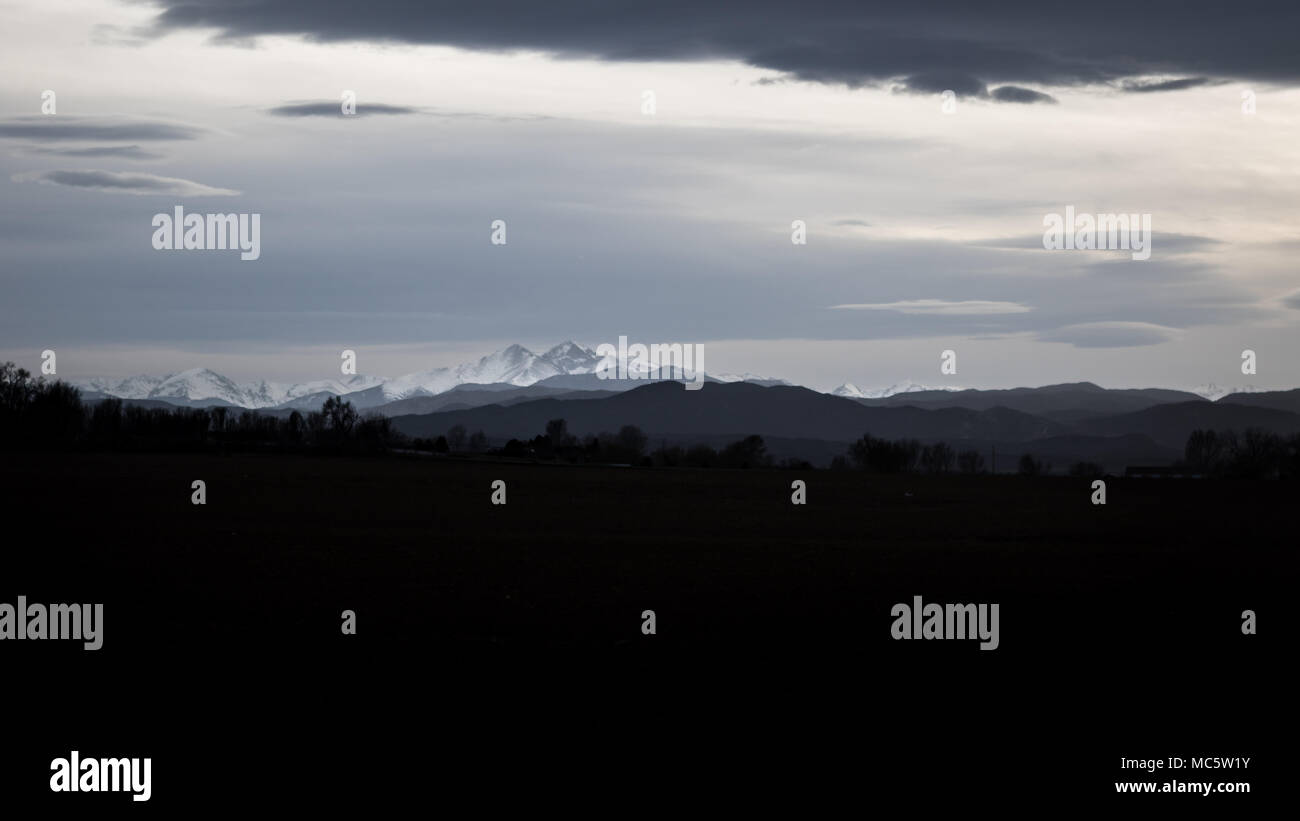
[[2, 452, 1286, 805], [4, 451, 1286, 655]]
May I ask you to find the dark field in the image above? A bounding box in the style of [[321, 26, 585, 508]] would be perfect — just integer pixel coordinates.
[[3, 452, 1288, 805]]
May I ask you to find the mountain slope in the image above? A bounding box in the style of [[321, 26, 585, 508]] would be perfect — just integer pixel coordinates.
[[389, 380, 1067, 443], [1213, 388, 1300, 415], [832, 381, 960, 399], [1076, 401, 1300, 449], [851, 381, 1205, 419]]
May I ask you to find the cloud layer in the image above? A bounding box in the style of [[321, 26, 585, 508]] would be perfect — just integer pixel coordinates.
[[12, 170, 240, 196], [145, 0, 1300, 96], [268, 101, 420, 117], [831, 300, 1034, 315], [0, 116, 205, 142]]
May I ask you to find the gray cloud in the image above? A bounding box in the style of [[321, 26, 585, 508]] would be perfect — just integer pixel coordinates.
[[1284, 291, 1300, 309], [1038, 321, 1180, 348], [12, 169, 239, 196], [894, 72, 988, 97], [28, 145, 164, 160], [892, 76, 1057, 104], [972, 232, 1222, 253], [268, 101, 420, 117], [831, 299, 1033, 315], [0, 116, 205, 142], [142, 0, 1300, 92], [1121, 77, 1216, 93], [989, 85, 1057, 104]]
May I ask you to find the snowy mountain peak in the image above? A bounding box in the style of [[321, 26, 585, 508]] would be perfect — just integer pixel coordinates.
[[831, 380, 962, 399], [539, 341, 602, 373], [148, 368, 246, 404], [82, 373, 165, 396], [710, 372, 791, 385], [1191, 383, 1269, 402]]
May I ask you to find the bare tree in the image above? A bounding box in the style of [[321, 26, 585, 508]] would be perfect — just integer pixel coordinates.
[[447, 424, 467, 452]]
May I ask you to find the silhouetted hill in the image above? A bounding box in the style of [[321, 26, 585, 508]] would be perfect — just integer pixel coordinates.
[[1215, 388, 1300, 415], [1076, 401, 1300, 448], [389, 380, 1067, 443], [855, 382, 1205, 420]]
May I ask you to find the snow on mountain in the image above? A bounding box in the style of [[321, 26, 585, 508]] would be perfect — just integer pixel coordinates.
[[1191, 384, 1270, 402], [71, 341, 792, 407], [75, 342, 610, 407], [146, 368, 251, 406], [379, 342, 606, 400], [831, 380, 962, 399], [75, 369, 384, 408], [831, 382, 867, 398], [711, 372, 791, 385], [246, 375, 386, 406], [80, 374, 165, 397], [541, 341, 605, 375]]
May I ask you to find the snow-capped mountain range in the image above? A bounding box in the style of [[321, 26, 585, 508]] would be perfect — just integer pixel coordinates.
[[74, 342, 789, 409], [830, 380, 963, 399], [78, 370, 388, 409], [72, 343, 1269, 410]]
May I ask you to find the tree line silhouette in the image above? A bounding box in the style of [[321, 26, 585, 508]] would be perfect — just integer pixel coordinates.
[[413, 419, 796, 468], [0, 363, 397, 453], [5, 363, 1299, 476], [1182, 428, 1300, 478]]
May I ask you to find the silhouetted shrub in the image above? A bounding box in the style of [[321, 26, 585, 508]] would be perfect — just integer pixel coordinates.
[[957, 449, 984, 474], [848, 433, 920, 473], [1017, 454, 1044, 476], [920, 442, 955, 474], [1068, 461, 1103, 477]]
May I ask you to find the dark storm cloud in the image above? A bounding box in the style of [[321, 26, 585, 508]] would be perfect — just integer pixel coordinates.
[[890, 75, 1056, 103], [143, 0, 1300, 92], [268, 101, 420, 117], [0, 116, 205, 142], [894, 72, 988, 97]]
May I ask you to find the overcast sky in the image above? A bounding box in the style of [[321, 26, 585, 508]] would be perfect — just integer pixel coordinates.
[[2, 0, 1298, 391]]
